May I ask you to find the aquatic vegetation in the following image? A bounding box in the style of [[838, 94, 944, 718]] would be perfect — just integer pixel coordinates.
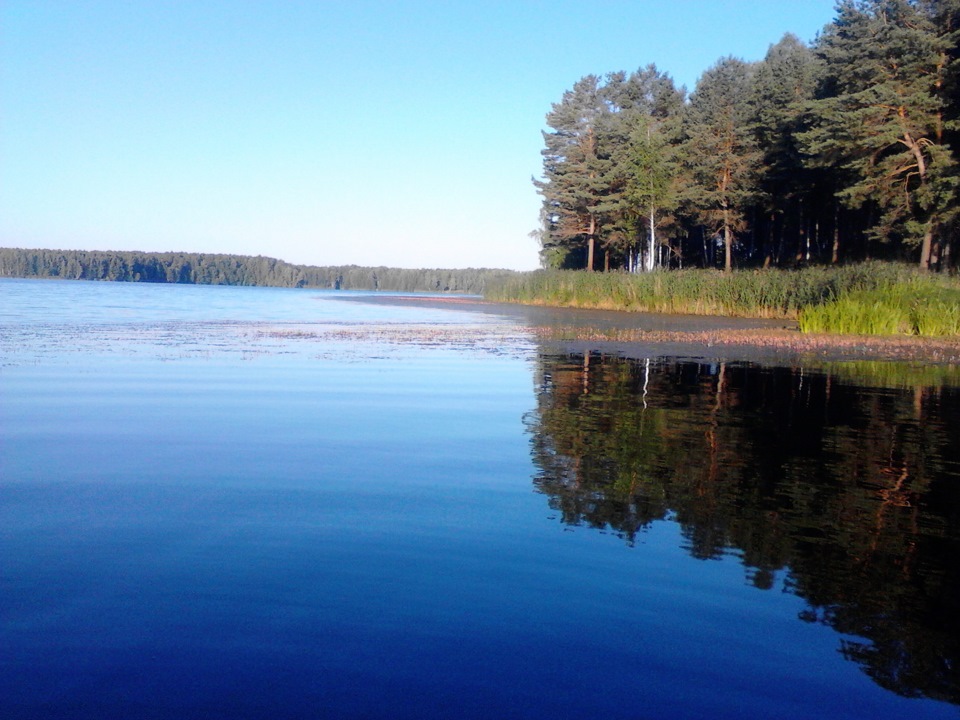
[[486, 263, 960, 337], [798, 278, 960, 337]]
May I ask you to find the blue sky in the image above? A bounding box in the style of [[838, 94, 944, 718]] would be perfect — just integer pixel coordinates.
[[1, 1, 838, 270]]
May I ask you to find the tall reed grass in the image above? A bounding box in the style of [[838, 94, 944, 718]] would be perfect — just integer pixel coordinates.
[[798, 279, 960, 337], [484, 263, 960, 337]]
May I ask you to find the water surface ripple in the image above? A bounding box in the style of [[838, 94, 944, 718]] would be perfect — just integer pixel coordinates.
[[2, 279, 958, 719]]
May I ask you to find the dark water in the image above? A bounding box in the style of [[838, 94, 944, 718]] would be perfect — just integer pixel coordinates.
[[2, 279, 959, 719], [529, 354, 960, 708]]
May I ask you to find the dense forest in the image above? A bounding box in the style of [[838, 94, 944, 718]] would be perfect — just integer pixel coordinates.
[[0, 247, 513, 294], [536, 0, 960, 272]]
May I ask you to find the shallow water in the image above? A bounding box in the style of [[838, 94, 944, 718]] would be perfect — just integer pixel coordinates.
[[2, 278, 958, 719]]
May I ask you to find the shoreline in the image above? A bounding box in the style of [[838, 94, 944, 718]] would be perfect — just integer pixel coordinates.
[[342, 293, 960, 366]]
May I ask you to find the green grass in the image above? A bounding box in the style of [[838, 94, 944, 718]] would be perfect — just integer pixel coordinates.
[[484, 262, 960, 337], [798, 280, 960, 337]]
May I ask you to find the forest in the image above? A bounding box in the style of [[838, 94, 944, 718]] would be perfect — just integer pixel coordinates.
[[535, 0, 960, 273], [5, 1, 956, 291], [0, 247, 513, 294]]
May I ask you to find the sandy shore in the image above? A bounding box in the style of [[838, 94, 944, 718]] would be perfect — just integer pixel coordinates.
[[342, 294, 960, 366]]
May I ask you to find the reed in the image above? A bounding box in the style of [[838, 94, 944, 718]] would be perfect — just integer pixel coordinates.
[[484, 263, 960, 337], [798, 278, 960, 337]]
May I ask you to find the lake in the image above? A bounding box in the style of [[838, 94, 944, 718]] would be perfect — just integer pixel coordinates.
[[2, 278, 959, 719]]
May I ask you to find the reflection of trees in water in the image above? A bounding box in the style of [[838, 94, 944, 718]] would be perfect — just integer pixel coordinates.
[[526, 353, 960, 704]]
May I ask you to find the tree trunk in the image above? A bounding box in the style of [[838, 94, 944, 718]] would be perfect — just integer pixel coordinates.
[[796, 200, 806, 262], [764, 212, 775, 268], [586, 216, 596, 272], [904, 132, 931, 272], [723, 205, 732, 273], [646, 205, 656, 272], [919, 221, 933, 271], [831, 205, 840, 264]]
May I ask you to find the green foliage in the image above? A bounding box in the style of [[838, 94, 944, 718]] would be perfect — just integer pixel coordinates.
[[682, 56, 764, 272], [534, 75, 615, 271], [620, 111, 683, 271], [533, 1, 960, 271], [800, 0, 959, 266], [799, 275, 960, 336], [534, 67, 685, 271], [0, 247, 515, 294], [749, 34, 826, 264], [486, 262, 934, 322]]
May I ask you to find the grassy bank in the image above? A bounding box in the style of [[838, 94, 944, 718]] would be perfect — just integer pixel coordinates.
[[485, 263, 960, 337]]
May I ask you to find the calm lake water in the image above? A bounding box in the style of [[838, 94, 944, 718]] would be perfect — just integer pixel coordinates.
[[2, 278, 959, 719]]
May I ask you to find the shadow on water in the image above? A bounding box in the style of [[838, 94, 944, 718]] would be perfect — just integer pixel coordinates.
[[526, 352, 960, 705]]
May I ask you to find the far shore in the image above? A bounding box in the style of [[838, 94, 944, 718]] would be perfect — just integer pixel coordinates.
[[343, 293, 960, 366]]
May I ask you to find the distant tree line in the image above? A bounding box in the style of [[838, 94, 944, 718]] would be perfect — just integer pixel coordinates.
[[0, 247, 514, 294], [536, 0, 960, 272]]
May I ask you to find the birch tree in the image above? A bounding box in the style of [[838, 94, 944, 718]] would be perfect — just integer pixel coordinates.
[[614, 66, 686, 271]]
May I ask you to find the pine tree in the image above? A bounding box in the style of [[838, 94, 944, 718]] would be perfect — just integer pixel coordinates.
[[750, 34, 823, 264], [803, 0, 959, 269], [683, 57, 763, 272], [534, 76, 622, 270]]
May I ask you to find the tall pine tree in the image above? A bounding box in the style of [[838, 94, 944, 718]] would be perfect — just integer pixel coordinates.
[[683, 57, 763, 272], [535, 76, 620, 270], [750, 34, 823, 265], [803, 0, 959, 269]]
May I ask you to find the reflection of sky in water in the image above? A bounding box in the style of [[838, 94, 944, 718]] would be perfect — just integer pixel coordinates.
[[1, 278, 485, 325], [1, 279, 957, 719]]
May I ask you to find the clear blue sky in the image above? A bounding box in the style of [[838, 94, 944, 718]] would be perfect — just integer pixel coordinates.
[[1, 1, 839, 270]]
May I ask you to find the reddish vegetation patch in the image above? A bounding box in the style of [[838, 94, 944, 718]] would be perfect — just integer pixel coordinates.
[[536, 326, 960, 364], [344, 295, 960, 365]]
